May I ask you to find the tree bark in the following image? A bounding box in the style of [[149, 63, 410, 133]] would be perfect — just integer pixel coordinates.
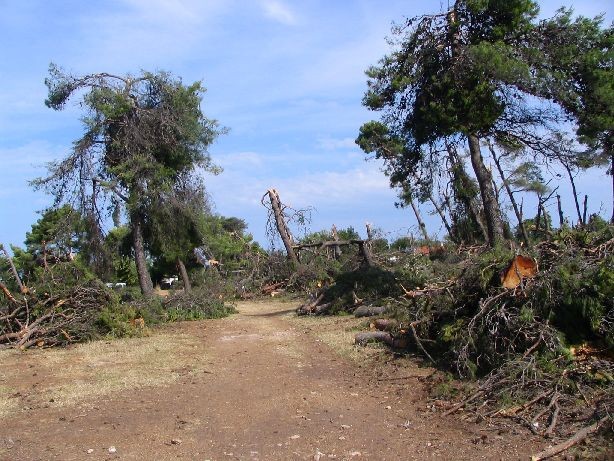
[[266, 189, 299, 265], [467, 134, 505, 246], [408, 172, 453, 239], [562, 162, 583, 226], [176, 257, 191, 292], [331, 224, 341, 259], [446, 144, 489, 242], [407, 195, 429, 241], [131, 213, 153, 295], [557, 194, 565, 228], [488, 143, 529, 245]]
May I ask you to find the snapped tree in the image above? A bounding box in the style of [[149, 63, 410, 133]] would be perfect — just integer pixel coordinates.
[[34, 65, 223, 294]]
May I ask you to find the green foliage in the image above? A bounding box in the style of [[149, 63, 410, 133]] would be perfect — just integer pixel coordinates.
[[25, 205, 85, 256], [163, 290, 236, 322], [37, 65, 226, 293]]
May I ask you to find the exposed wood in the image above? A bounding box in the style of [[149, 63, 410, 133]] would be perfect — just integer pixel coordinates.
[[365, 222, 374, 241], [262, 281, 286, 294], [501, 255, 538, 289], [582, 194, 588, 226], [557, 194, 565, 228], [265, 189, 299, 265], [331, 224, 341, 259]]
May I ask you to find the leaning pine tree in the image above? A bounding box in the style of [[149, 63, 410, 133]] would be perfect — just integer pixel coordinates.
[[358, 0, 567, 246], [34, 65, 223, 294]]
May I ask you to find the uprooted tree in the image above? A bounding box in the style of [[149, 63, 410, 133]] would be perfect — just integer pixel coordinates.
[[34, 64, 224, 294]]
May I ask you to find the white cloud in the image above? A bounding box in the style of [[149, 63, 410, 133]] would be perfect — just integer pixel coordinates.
[[0, 141, 64, 170], [215, 151, 265, 168], [260, 0, 297, 25], [317, 137, 357, 150]]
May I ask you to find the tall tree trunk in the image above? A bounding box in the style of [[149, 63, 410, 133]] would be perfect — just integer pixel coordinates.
[[562, 162, 583, 226], [266, 189, 299, 265], [176, 257, 191, 292], [446, 144, 489, 242], [467, 134, 505, 246], [557, 194, 565, 228], [131, 213, 153, 295], [407, 195, 429, 241], [409, 172, 454, 239], [488, 143, 529, 245], [430, 195, 453, 239]]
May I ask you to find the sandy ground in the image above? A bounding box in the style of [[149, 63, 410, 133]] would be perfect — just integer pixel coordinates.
[[0, 299, 547, 460]]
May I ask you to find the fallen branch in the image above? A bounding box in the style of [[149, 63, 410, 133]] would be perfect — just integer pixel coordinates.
[[409, 321, 436, 365], [296, 293, 325, 315], [531, 416, 610, 461]]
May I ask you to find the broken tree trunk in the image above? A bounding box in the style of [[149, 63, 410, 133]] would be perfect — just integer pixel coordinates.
[[265, 189, 299, 265], [331, 224, 341, 259]]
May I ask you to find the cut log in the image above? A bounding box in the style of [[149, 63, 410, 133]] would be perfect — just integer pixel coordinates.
[[355, 331, 409, 349], [501, 255, 538, 289], [354, 305, 386, 318], [355, 331, 393, 346], [373, 319, 397, 331]]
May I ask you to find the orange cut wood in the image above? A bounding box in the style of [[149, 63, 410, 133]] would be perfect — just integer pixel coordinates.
[[501, 255, 537, 289]]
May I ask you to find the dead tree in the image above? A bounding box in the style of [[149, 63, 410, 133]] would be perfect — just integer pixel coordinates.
[[331, 224, 341, 259], [262, 189, 299, 265]]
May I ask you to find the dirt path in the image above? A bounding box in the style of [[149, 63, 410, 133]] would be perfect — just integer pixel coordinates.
[[0, 300, 545, 460]]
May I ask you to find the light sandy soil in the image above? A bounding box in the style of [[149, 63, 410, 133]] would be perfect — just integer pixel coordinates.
[[0, 299, 547, 460]]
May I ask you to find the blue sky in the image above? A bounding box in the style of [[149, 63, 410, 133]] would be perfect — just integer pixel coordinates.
[[1, 0, 612, 249]]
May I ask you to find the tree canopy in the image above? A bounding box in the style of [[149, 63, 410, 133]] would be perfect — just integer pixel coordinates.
[[358, 0, 613, 243], [35, 65, 224, 293]]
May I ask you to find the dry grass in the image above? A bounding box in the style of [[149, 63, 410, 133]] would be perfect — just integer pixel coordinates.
[[0, 331, 208, 415], [286, 312, 387, 363]]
